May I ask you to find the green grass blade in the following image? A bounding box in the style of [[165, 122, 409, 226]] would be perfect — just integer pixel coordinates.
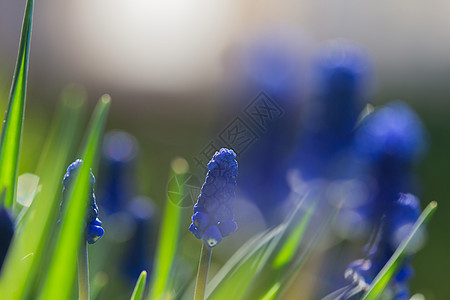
[[272, 204, 315, 269], [260, 282, 281, 300], [266, 205, 340, 300], [207, 194, 316, 300], [0, 91, 86, 299], [35, 85, 86, 175], [245, 204, 320, 300], [206, 224, 288, 300], [149, 165, 185, 300], [131, 270, 148, 300], [0, 0, 34, 209], [362, 201, 437, 300], [38, 95, 110, 300], [207, 239, 274, 300]]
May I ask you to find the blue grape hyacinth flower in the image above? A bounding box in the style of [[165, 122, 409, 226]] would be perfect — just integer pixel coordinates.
[[354, 101, 427, 224], [99, 130, 139, 214], [293, 40, 371, 181], [189, 148, 238, 247], [62, 159, 104, 244], [226, 32, 305, 224]]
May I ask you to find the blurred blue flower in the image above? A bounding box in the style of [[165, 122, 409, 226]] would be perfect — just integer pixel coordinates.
[[62, 159, 104, 244], [121, 196, 159, 282], [233, 32, 306, 223], [354, 101, 427, 223], [0, 207, 14, 270], [189, 148, 238, 247], [293, 40, 371, 180], [99, 130, 139, 214], [345, 193, 422, 299], [355, 101, 426, 163]]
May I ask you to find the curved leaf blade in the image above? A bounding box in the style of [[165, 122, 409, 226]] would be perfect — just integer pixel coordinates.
[[148, 167, 185, 300], [362, 201, 437, 300], [0, 68, 86, 300], [131, 270, 148, 300], [38, 95, 110, 300], [0, 0, 34, 209]]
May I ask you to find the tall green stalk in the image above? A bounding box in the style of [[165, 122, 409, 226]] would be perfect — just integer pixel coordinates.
[[194, 242, 212, 300], [78, 242, 90, 300]]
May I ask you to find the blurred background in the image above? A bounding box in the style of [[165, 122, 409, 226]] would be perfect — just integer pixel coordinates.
[[1, 0, 449, 299]]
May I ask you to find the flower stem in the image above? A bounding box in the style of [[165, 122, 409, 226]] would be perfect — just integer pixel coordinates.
[[194, 241, 212, 300], [78, 241, 90, 300]]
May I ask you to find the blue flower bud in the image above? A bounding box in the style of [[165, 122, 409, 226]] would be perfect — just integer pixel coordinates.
[[355, 102, 427, 163], [86, 218, 104, 244], [189, 148, 238, 247], [389, 193, 421, 235], [203, 226, 222, 248], [192, 212, 210, 230], [218, 220, 238, 238], [62, 159, 104, 244]]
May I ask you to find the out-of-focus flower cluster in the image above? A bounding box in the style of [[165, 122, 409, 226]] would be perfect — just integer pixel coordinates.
[[223, 32, 428, 298], [97, 130, 159, 285]]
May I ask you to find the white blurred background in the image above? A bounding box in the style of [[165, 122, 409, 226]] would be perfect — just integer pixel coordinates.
[[1, 0, 449, 100]]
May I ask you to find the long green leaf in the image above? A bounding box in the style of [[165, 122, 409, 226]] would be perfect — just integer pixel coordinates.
[[207, 194, 315, 300], [362, 201, 437, 300], [204, 226, 284, 299], [206, 233, 278, 300], [267, 205, 339, 300], [0, 0, 34, 209], [35, 85, 86, 175], [38, 95, 110, 300], [272, 204, 315, 269], [0, 89, 86, 299], [260, 282, 281, 300], [131, 270, 148, 300], [149, 167, 185, 300]]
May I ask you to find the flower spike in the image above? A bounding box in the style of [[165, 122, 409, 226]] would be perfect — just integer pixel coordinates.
[[189, 148, 238, 247]]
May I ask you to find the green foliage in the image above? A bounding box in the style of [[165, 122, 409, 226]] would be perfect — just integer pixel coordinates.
[[0, 0, 34, 209], [149, 168, 185, 300], [362, 201, 437, 300], [38, 95, 110, 300], [205, 196, 336, 300], [131, 271, 147, 300]]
